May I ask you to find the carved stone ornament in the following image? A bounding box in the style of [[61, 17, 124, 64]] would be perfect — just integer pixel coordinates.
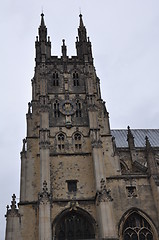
[[91, 140, 102, 148], [5, 194, 20, 217], [69, 201, 79, 211], [38, 181, 51, 204], [59, 100, 76, 116], [96, 178, 113, 206]]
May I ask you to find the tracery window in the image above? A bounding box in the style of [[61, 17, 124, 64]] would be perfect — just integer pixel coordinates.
[[76, 100, 82, 117], [73, 71, 79, 86], [55, 211, 95, 240], [123, 212, 153, 240], [53, 71, 59, 86], [74, 133, 82, 150], [53, 100, 60, 118], [57, 133, 65, 150]]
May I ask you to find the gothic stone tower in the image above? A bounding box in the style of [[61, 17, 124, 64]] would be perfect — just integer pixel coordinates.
[[5, 14, 159, 240]]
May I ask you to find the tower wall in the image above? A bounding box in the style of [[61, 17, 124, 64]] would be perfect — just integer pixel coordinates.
[[5, 13, 159, 240]]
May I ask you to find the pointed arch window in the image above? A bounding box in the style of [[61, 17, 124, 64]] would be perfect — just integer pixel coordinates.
[[53, 71, 59, 86], [73, 71, 79, 86], [123, 212, 154, 240], [53, 100, 60, 118], [74, 133, 82, 150], [57, 133, 65, 151], [55, 210, 95, 240], [76, 100, 82, 117]]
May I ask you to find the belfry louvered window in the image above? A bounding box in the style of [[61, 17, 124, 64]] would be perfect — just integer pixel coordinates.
[[54, 100, 60, 118], [123, 212, 153, 240], [76, 100, 82, 117], [57, 133, 65, 150], [53, 71, 59, 86], [73, 71, 79, 86], [74, 133, 82, 150]]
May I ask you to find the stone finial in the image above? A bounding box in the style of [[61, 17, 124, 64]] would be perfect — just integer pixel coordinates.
[[40, 12, 45, 27], [127, 126, 135, 148], [6, 205, 9, 212], [62, 39, 67, 57], [127, 126, 134, 140], [38, 181, 51, 204], [22, 138, 26, 152], [100, 178, 106, 190], [43, 180, 48, 192], [28, 102, 31, 114], [5, 194, 19, 218], [79, 13, 84, 27], [11, 194, 17, 210], [145, 136, 151, 148]]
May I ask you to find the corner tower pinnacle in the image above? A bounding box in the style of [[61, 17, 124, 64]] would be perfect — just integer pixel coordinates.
[[38, 13, 47, 42], [35, 13, 51, 63], [76, 14, 93, 62]]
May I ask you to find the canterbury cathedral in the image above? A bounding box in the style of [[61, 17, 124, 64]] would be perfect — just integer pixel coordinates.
[[5, 14, 159, 240]]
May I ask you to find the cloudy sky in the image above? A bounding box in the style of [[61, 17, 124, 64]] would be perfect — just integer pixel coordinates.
[[0, 0, 159, 238]]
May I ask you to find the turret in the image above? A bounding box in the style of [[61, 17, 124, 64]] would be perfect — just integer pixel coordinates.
[[5, 195, 21, 240], [76, 14, 93, 62], [35, 13, 51, 63]]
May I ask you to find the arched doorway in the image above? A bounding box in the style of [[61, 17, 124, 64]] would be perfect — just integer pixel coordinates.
[[54, 210, 95, 240], [122, 211, 154, 240]]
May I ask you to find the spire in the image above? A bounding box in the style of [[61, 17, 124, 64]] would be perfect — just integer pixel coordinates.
[[79, 13, 84, 28], [76, 14, 93, 62], [40, 13, 45, 27], [78, 13, 87, 42], [35, 13, 51, 63], [38, 13, 47, 42]]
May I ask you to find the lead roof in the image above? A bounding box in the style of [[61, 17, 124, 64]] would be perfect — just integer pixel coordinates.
[[111, 129, 159, 148]]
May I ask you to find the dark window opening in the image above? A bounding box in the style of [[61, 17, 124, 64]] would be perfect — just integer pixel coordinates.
[[76, 100, 82, 117], [73, 71, 79, 86], [67, 180, 77, 192], [54, 101, 60, 118], [55, 211, 95, 240], [53, 72, 59, 86]]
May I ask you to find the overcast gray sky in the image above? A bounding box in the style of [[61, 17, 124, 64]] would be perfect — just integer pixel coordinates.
[[1, 0, 159, 238]]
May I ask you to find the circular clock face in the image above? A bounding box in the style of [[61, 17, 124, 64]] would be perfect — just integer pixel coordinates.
[[59, 100, 76, 116]]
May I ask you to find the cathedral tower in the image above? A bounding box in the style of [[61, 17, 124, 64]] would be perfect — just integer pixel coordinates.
[[5, 14, 159, 240]]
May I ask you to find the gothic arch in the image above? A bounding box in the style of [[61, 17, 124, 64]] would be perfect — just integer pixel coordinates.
[[52, 208, 96, 240], [56, 132, 67, 151], [72, 131, 83, 151], [120, 160, 129, 174], [118, 208, 158, 240]]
